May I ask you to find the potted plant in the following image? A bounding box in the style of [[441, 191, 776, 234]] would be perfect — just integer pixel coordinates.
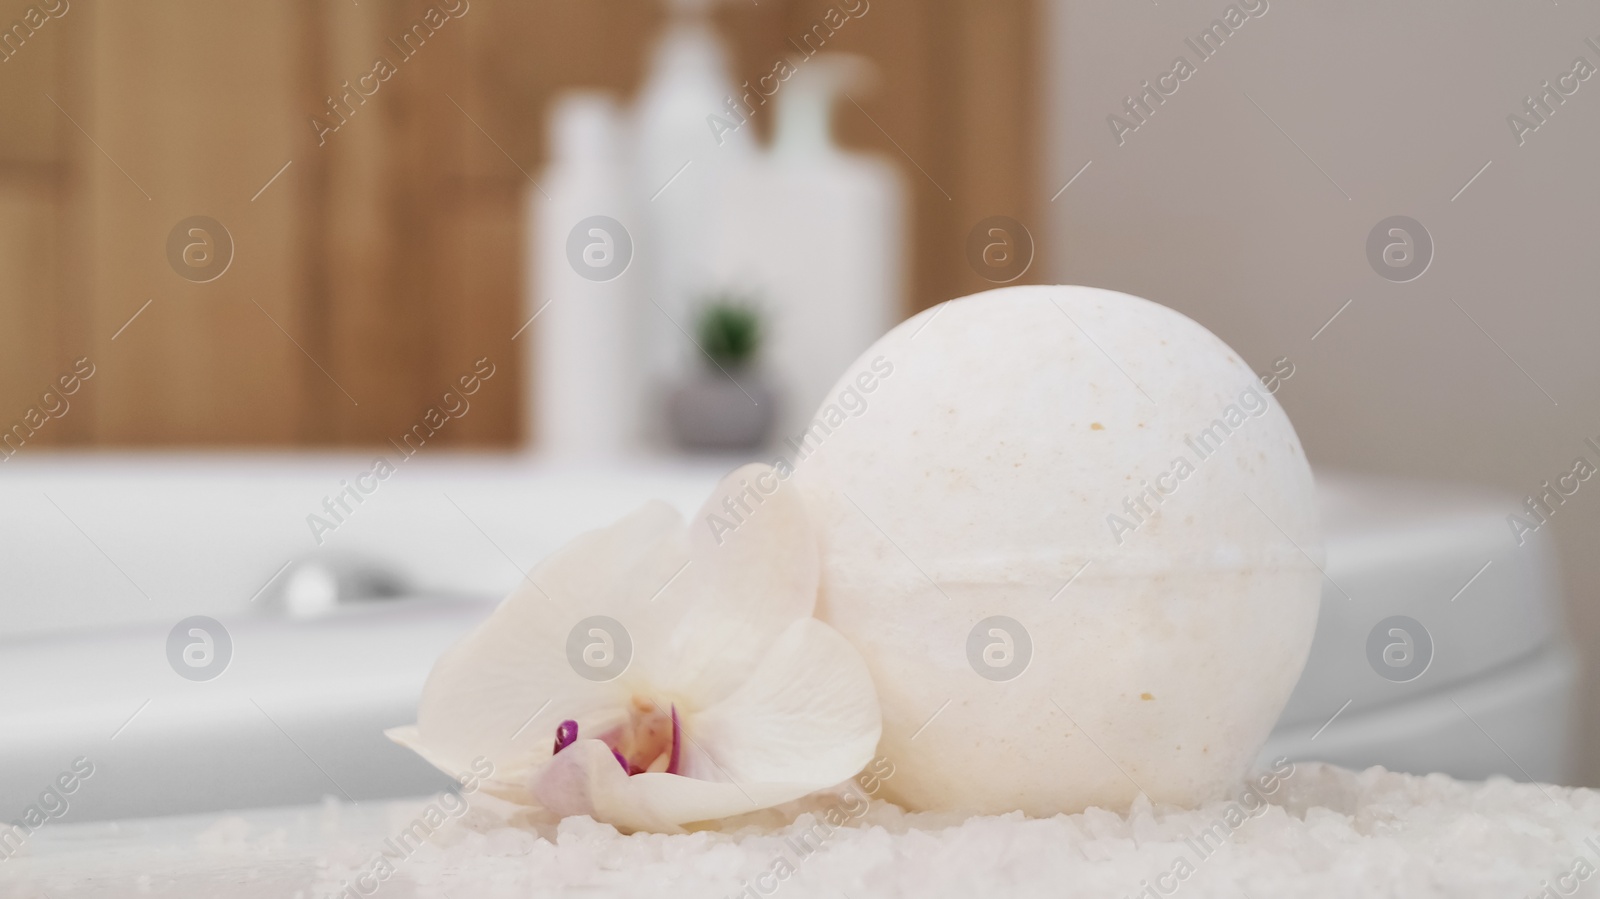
[[667, 298, 778, 451]]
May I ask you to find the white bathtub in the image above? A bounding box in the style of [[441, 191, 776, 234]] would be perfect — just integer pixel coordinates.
[[0, 454, 1576, 824], [0, 453, 732, 824]]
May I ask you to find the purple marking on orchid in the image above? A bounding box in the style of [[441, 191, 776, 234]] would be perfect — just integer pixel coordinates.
[[667, 704, 682, 776], [554, 719, 579, 755], [613, 748, 630, 772]]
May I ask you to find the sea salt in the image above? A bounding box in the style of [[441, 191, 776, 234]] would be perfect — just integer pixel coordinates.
[[6, 763, 1597, 898]]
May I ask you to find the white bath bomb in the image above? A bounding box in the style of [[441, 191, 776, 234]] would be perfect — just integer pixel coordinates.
[[794, 285, 1321, 816]]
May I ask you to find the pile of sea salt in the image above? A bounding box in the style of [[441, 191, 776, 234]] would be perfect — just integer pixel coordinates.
[[302, 763, 1598, 899], [4, 763, 1592, 897]]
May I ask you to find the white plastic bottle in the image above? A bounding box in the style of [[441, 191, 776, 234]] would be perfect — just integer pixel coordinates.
[[633, 0, 755, 441], [712, 55, 906, 448], [529, 93, 643, 459]]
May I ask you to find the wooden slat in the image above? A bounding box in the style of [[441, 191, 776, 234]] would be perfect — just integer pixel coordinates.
[[0, 0, 68, 451], [0, 182, 62, 452], [73, 0, 304, 444]]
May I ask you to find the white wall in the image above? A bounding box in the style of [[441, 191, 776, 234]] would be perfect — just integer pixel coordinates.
[[1044, 0, 1600, 783]]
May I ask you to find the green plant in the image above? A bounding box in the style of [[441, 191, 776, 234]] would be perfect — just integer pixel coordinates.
[[695, 299, 762, 370]]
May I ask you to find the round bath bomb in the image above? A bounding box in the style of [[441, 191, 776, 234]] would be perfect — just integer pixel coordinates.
[[794, 284, 1321, 816]]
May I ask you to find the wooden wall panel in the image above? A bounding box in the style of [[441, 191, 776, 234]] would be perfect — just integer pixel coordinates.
[[301, 0, 411, 445], [948, 0, 1042, 297], [0, 0, 1042, 449], [0, 183, 62, 451], [77, 1, 305, 444], [0, 2, 69, 453]]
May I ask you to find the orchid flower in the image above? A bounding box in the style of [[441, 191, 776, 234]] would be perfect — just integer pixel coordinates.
[[387, 464, 882, 833]]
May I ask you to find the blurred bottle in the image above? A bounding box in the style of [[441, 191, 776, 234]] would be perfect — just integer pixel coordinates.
[[713, 55, 905, 445], [634, 0, 755, 442], [528, 93, 643, 458]]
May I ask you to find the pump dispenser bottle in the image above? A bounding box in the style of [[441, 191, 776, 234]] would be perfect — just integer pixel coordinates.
[[713, 55, 906, 446]]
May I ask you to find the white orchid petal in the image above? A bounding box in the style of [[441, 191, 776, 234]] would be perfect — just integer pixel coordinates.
[[690, 618, 881, 787], [383, 725, 533, 803], [409, 501, 688, 782], [533, 738, 822, 834], [655, 464, 820, 702], [527, 498, 689, 611]]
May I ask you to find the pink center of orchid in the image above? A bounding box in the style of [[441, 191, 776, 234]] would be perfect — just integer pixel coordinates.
[[553, 697, 681, 776]]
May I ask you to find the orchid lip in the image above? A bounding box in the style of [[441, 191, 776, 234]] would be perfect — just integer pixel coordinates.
[[553, 719, 630, 772], [551, 701, 684, 777]]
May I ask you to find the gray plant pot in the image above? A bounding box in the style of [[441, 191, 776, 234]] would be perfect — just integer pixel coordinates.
[[668, 370, 778, 452]]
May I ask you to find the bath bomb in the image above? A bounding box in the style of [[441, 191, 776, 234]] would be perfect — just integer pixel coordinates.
[[794, 285, 1321, 816]]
